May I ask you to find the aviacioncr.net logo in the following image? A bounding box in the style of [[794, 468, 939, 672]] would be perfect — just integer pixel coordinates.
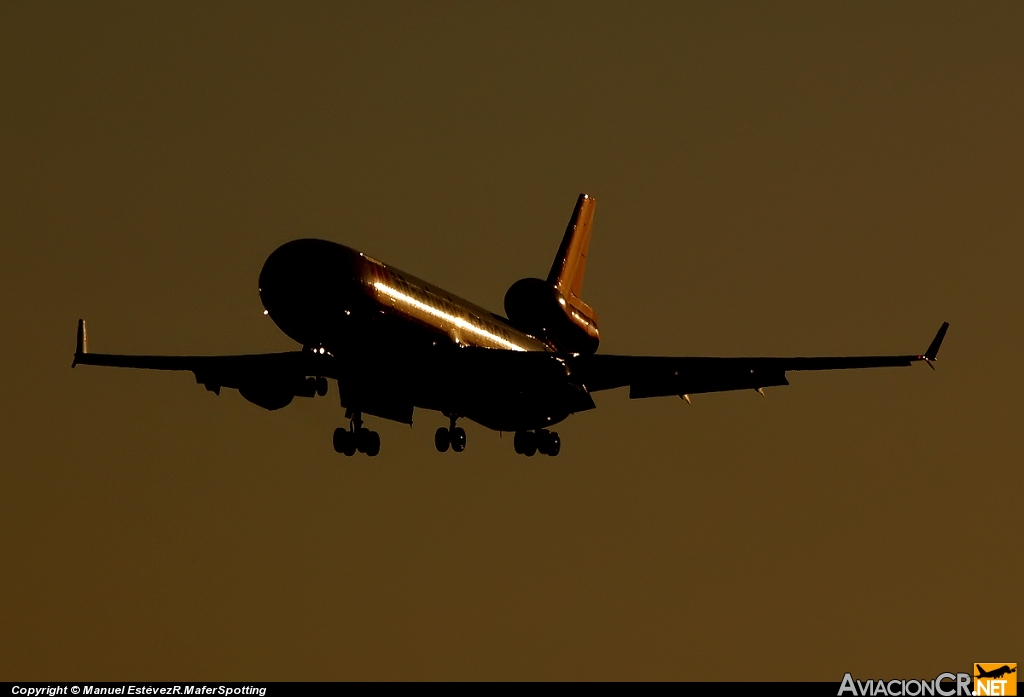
[[839, 672, 973, 696]]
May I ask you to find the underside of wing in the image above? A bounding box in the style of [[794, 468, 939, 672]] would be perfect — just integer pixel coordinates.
[[571, 323, 949, 399], [72, 320, 331, 409]]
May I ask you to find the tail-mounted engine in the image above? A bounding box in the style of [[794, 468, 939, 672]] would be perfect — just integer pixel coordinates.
[[504, 277, 599, 354], [503, 194, 601, 355]]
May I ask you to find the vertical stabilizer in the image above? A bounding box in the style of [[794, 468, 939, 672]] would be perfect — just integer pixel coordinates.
[[547, 194, 596, 305], [547, 194, 599, 338]]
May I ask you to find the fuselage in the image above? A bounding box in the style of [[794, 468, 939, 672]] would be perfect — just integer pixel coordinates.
[[257, 239, 592, 431], [259, 238, 549, 353]]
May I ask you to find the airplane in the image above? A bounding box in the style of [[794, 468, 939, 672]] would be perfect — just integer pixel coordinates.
[[72, 194, 949, 458], [976, 666, 1016, 680]]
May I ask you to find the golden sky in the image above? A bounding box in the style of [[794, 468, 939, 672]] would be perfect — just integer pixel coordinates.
[[0, 1, 1020, 680]]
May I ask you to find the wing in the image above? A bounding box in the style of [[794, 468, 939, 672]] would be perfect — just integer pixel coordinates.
[[572, 323, 949, 399], [71, 320, 331, 409]]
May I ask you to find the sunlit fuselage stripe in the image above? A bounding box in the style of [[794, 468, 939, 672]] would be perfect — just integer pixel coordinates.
[[372, 280, 543, 352]]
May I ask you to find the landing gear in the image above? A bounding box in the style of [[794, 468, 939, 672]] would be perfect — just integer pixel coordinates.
[[333, 427, 357, 456], [358, 428, 381, 457], [435, 415, 467, 453], [434, 427, 450, 453], [514, 430, 535, 456], [514, 429, 560, 457], [451, 427, 467, 452], [333, 411, 380, 457], [538, 430, 560, 456]]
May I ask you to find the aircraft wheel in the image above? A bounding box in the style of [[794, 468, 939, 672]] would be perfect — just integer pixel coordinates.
[[520, 429, 536, 456], [451, 427, 467, 453], [355, 428, 373, 453], [536, 429, 551, 456], [435, 427, 450, 453], [333, 428, 356, 456], [514, 430, 537, 455], [546, 432, 560, 457], [315, 377, 329, 397], [513, 431, 527, 455], [364, 430, 381, 457]]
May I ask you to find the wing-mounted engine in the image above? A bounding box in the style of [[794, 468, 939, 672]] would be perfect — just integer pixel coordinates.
[[237, 383, 298, 411], [234, 375, 328, 410], [504, 194, 601, 355]]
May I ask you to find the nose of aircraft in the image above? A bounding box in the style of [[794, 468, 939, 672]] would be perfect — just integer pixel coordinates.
[[259, 239, 365, 346]]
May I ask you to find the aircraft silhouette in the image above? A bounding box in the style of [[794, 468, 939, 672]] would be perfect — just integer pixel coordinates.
[[976, 666, 1016, 680], [73, 194, 949, 457]]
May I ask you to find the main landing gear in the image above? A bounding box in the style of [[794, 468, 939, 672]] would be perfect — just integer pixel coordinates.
[[435, 414, 467, 453], [333, 411, 380, 457], [514, 429, 560, 457]]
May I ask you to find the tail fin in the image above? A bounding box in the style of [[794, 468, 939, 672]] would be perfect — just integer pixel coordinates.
[[548, 194, 595, 301], [547, 194, 598, 325]]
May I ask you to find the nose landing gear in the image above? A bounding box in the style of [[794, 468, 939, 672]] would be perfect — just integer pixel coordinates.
[[333, 410, 380, 457], [435, 414, 467, 453], [514, 429, 560, 457]]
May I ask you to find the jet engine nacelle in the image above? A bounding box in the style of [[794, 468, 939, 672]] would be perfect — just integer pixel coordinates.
[[237, 377, 326, 410], [504, 277, 599, 354], [238, 384, 295, 411]]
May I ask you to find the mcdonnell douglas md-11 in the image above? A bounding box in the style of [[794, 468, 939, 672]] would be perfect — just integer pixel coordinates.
[[73, 194, 948, 457]]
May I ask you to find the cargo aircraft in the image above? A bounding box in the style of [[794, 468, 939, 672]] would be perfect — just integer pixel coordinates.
[[73, 194, 948, 457]]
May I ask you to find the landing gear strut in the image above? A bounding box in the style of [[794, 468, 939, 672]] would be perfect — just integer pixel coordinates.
[[514, 429, 560, 457], [333, 410, 381, 457], [435, 414, 467, 453]]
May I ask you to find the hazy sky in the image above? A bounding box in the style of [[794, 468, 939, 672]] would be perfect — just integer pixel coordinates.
[[1, 1, 1020, 680]]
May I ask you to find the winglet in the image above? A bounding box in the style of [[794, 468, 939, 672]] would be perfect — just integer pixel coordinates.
[[922, 321, 949, 367], [921, 321, 950, 366], [72, 319, 87, 367]]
